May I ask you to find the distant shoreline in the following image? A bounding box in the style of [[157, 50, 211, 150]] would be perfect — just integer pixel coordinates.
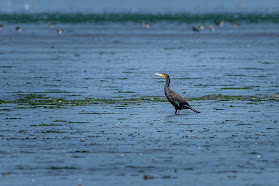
[[0, 12, 278, 23]]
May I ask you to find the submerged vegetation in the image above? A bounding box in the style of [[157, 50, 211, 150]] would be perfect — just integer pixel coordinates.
[[0, 94, 277, 108]]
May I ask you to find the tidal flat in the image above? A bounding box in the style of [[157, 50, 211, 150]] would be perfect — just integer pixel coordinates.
[[0, 14, 279, 185]]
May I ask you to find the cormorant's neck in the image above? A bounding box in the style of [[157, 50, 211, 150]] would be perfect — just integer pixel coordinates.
[[165, 78, 170, 88]]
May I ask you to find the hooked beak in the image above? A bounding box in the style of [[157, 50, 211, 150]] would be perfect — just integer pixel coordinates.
[[155, 73, 164, 78]]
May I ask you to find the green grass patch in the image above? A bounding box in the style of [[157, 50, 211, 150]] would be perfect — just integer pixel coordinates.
[[122, 71, 133, 73], [75, 150, 90, 153], [32, 91, 73, 93], [225, 74, 245, 76], [79, 112, 113, 114], [31, 123, 63, 127], [237, 123, 253, 126], [54, 120, 67, 122], [220, 86, 260, 90], [41, 130, 62, 133], [174, 77, 201, 79], [220, 87, 252, 90], [0, 94, 277, 108], [68, 121, 89, 124], [240, 68, 264, 70], [117, 91, 136, 93]]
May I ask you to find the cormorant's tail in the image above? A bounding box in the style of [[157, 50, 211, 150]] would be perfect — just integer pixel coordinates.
[[183, 105, 200, 113], [190, 107, 200, 113]]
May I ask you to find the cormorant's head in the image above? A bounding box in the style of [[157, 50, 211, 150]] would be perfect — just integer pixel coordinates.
[[155, 73, 169, 79]]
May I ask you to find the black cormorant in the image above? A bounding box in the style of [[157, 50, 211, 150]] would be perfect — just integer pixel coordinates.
[[156, 73, 200, 115]]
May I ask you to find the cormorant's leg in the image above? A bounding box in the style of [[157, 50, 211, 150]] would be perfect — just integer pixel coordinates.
[[175, 109, 178, 115]]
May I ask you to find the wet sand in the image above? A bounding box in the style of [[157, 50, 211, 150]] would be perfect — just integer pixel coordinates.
[[0, 21, 279, 185]]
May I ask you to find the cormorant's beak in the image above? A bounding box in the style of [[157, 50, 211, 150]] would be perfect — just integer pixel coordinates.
[[155, 73, 164, 78]]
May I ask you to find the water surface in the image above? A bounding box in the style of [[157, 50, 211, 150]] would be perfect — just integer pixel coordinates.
[[0, 13, 279, 185]]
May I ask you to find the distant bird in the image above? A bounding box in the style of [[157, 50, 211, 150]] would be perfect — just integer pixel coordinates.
[[156, 73, 200, 115], [57, 28, 63, 34], [233, 22, 239, 28], [209, 25, 215, 31], [48, 21, 56, 28], [199, 24, 206, 30], [218, 20, 224, 27], [192, 26, 199, 32], [16, 26, 22, 32], [0, 24, 3, 30], [141, 21, 151, 29]]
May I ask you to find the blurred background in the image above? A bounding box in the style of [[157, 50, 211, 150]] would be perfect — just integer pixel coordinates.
[[0, 0, 279, 13]]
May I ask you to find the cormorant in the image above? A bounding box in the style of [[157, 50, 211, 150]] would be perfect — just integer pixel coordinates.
[[156, 73, 200, 115]]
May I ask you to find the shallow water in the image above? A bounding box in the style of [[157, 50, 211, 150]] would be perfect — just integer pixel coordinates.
[[1, 101, 278, 185], [0, 18, 279, 185], [0, 22, 278, 100]]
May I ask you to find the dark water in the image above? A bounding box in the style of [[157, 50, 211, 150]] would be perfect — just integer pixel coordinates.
[[0, 13, 279, 185]]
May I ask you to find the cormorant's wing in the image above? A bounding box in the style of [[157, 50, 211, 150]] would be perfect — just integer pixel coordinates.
[[169, 89, 189, 106]]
